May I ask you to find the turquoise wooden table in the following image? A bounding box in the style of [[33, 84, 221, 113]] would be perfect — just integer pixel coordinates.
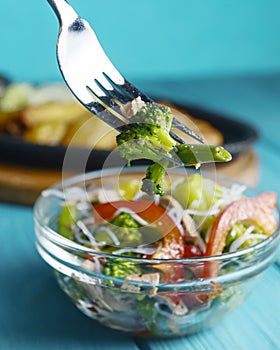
[[1, 74, 279, 350]]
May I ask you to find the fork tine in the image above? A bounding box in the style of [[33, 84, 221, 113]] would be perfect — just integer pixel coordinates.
[[85, 86, 127, 131], [172, 118, 205, 143], [104, 74, 153, 103], [95, 76, 204, 143], [94, 78, 130, 105], [103, 73, 135, 101], [105, 76, 204, 143], [87, 101, 126, 131], [119, 78, 153, 103]]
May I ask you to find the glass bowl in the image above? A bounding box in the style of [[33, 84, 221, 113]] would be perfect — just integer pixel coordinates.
[[34, 166, 279, 338]]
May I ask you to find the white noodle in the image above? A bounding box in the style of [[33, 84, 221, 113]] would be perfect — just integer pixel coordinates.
[[92, 256, 101, 273], [204, 226, 212, 244], [154, 195, 160, 205], [195, 236, 206, 253], [114, 207, 149, 226], [229, 226, 267, 252], [167, 207, 184, 235], [184, 208, 220, 217], [132, 191, 145, 200], [74, 231, 92, 245], [95, 226, 120, 246], [76, 220, 101, 247], [113, 246, 158, 256]]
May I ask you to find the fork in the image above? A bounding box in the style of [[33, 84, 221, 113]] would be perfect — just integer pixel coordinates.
[[47, 0, 204, 165]]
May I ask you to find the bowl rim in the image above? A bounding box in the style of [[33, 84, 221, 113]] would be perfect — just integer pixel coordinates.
[[34, 166, 280, 263]]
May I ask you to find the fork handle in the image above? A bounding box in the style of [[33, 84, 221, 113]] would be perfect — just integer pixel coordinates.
[[47, 0, 78, 25]]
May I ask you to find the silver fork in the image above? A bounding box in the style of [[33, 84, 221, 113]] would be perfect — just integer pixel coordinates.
[[47, 0, 203, 165]]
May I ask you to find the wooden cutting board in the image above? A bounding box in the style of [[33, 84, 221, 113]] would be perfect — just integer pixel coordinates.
[[0, 149, 259, 206]]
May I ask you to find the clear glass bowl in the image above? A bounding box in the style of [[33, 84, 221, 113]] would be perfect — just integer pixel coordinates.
[[34, 167, 279, 338]]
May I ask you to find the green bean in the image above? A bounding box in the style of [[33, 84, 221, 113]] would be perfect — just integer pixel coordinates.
[[174, 144, 232, 167]]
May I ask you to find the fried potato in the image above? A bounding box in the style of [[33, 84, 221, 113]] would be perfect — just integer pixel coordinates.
[[20, 102, 86, 127], [23, 122, 68, 145], [0, 83, 224, 152], [63, 113, 118, 150], [0, 110, 20, 131]]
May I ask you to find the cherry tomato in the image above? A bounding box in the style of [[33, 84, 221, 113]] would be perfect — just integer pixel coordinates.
[[204, 191, 277, 277]]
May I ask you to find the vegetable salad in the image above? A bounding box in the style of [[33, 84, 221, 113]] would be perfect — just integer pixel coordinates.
[[46, 172, 278, 335], [56, 174, 277, 261]]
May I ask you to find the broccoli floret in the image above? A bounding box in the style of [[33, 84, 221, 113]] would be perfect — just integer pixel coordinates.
[[116, 103, 176, 166], [116, 103, 176, 196], [141, 163, 166, 196], [116, 123, 175, 165], [130, 103, 173, 130], [95, 212, 142, 248], [103, 258, 141, 279], [111, 212, 139, 228]]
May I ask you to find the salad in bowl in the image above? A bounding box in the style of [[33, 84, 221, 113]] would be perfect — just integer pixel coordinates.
[[34, 167, 279, 337]]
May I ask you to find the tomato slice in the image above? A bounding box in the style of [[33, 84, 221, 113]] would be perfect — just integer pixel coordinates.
[[93, 200, 184, 260], [184, 244, 203, 258], [205, 192, 277, 256], [204, 191, 277, 277]]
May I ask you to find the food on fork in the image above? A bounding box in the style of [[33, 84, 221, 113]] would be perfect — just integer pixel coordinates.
[[117, 100, 231, 195]]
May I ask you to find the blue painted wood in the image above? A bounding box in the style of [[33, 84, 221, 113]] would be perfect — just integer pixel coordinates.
[[0, 204, 139, 350], [136, 265, 280, 350]]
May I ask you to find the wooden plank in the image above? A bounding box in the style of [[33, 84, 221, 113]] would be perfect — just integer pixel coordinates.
[[0, 150, 260, 205]]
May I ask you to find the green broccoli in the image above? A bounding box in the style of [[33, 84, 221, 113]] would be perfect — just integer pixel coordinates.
[[110, 212, 139, 228], [95, 212, 142, 248], [116, 103, 176, 166], [103, 257, 141, 279], [116, 103, 176, 196], [130, 103, 173, 129], [141, 163, 166, 196]]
